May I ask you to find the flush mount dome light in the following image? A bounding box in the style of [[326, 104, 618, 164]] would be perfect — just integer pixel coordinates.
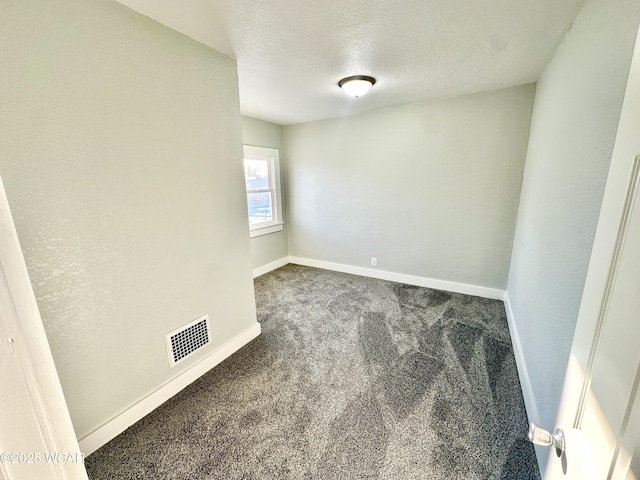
[[338, 75, 376, 97]]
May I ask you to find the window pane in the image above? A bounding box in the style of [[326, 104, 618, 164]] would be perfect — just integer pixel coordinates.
[[244, 159, 270, 191], [247, 191, 273, 225]]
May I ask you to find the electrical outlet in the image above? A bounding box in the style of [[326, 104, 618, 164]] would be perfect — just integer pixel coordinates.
[[371, 257, 378, 267]]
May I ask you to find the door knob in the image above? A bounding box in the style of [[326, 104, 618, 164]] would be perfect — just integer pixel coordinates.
[[528, 423, 565, 458]]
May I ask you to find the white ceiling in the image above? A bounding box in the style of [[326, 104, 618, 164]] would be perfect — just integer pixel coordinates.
[[115, 0, 585, 125]]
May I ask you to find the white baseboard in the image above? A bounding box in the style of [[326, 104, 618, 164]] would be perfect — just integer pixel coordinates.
[[252, 256, 290, 278], [78, 322, 261, 456], [288, 256, 505, 300], [504, 291, 540, 425]]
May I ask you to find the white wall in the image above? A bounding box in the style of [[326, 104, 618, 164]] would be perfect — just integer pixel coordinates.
[[506, 0, 640, 471], [241, 116, 289, 271], [284, 85, 535, 290], [0, 0, 257, 440]]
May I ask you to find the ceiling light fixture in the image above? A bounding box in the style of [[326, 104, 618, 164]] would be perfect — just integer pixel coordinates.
[[338, 75, 376, 97]]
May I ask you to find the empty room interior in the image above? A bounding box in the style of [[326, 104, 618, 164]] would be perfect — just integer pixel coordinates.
[[2, 0, 640, 479]]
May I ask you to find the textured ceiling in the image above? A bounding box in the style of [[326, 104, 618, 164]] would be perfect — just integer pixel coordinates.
[[115, 0, 585, 125]]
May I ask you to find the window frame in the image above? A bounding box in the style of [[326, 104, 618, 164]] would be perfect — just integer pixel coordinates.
[[243, 145, 284, 238]]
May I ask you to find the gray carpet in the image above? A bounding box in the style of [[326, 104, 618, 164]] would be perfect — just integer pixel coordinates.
[[85, 264, 540, 479]]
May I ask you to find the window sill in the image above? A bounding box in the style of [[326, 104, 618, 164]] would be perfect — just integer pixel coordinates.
[[249, 222, 284, 238]]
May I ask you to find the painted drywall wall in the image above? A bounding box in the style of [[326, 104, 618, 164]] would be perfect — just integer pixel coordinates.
[[241, 116, 289, 271], [284, 85, 535, 290], [506, 0, 640, 471], [0, 0, 257, 439]]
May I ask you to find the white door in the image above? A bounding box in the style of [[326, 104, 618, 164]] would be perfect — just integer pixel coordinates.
[[0, 175, 88, 479], [535, 26, 640, 480]]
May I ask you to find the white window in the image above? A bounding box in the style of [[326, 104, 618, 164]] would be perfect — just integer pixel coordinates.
[[243, 145, 283, 238]]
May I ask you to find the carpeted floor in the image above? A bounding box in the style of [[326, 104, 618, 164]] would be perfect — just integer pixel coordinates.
[[85, 264, 540, 479]]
